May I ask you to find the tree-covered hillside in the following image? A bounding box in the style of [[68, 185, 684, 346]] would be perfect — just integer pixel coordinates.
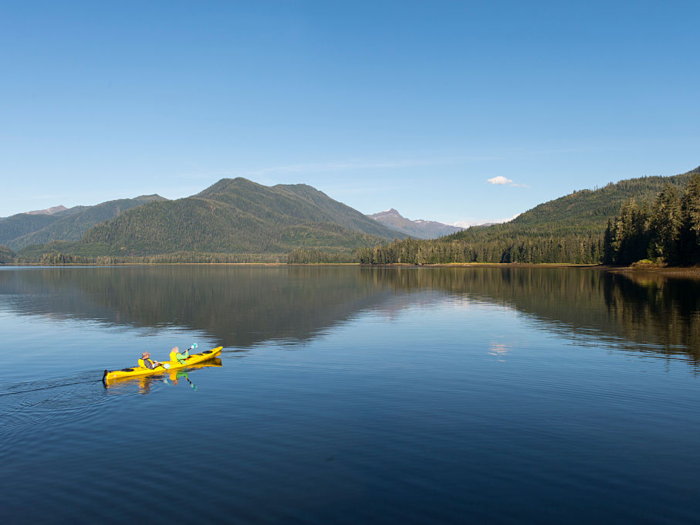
[[0, 245, 16, 264], [0, 214, 60, 247], [2, 195, 166, 250], [26, 178, 402, 258], [197, 178, 395, 239], [508, 170, 697, 231]]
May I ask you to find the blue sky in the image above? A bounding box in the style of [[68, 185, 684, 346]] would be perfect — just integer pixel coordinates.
[[1, 1, 698, 225]]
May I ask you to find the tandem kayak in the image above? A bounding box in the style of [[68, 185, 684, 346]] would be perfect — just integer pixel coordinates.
[[104, 358, 222, 391], [102, 346, 223, 383]]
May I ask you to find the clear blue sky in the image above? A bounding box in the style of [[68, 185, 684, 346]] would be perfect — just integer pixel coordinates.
[[1, 1, 699, 225]]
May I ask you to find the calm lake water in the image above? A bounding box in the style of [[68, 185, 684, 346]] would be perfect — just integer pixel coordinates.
[[2, 266, 700, 524]]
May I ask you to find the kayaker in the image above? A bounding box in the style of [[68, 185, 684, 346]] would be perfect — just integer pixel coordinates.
[[169, 346, 190, 365], [139, 352, 163, 370]]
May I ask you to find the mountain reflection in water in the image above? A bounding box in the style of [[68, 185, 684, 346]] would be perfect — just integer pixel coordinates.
[[0, 265, 699, 363]]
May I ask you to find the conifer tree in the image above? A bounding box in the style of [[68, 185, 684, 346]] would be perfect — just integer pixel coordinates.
[[649, 184, 681, 263]]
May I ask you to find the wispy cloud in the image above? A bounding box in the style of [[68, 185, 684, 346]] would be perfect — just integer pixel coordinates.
[[245, 155, 497, 178], [168, 155, 503, 186]]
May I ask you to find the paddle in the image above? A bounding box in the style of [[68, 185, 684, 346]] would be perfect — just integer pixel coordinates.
[[181, 343, 197, 362], [155, 343, 199, 370]]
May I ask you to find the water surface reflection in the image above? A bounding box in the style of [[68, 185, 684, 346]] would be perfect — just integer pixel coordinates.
[[1, 266, 699, 363], [3, 266, 700, 523]]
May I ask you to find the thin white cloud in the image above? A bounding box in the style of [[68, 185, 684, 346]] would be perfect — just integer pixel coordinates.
[[487, 176, 528, 188], [487, 176, 513, 185]]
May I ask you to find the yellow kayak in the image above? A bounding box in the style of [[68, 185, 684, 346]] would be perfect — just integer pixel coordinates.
[[103, 358, 222, 391], [102, 346, 223, 383]]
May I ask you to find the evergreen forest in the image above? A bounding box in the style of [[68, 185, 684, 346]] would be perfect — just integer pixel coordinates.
[[603, 173, 700, 266]]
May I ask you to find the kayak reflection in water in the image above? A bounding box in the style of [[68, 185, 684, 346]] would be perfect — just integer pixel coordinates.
[[164, 370, 197, 390]]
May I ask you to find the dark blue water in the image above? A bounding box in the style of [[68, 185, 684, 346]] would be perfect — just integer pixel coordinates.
[[2, 266, 700, 524]]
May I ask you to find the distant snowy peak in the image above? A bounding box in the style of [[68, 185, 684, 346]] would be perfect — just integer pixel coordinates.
[[368, 209, 464, 240]]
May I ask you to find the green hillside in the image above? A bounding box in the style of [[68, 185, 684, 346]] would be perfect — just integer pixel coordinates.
[[0, 245, 16, 264], [31, 178, 402, 258], [358, 166, 700, 265], [196, 178, 395, 239], [2, 195, 166, 250], [0, 206, 87, 246], [0, 214, 60, 246], [507, 170, 698, 232], [443, 166, 699, 243]]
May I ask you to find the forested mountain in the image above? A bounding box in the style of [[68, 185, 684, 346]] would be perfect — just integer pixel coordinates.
[[0, 214, 61, 247], [26, 178, 402, 258], [368, 208, 464, 239], [356, 166, 700, 265], [1, 195, 166, 250], [197, 178, 395, 239], [507, 169, 697, 232], [0, 245, 15, 264]]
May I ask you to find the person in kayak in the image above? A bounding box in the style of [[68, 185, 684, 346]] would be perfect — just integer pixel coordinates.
[[139, 352, 163, 370], [169, 346, 190, 365]]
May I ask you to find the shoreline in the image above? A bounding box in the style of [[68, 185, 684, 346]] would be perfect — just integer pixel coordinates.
[[3, 261, 700, 275]]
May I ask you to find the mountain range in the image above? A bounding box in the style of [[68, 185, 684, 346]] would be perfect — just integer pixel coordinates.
[[368, 209, 464, 239], [14, 178, 404, 258], [2, 165, 698, 264]]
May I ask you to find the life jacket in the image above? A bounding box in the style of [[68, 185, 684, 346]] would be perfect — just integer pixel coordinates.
[[171, 349, 189, 364], [139, 358, 157, 369]]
